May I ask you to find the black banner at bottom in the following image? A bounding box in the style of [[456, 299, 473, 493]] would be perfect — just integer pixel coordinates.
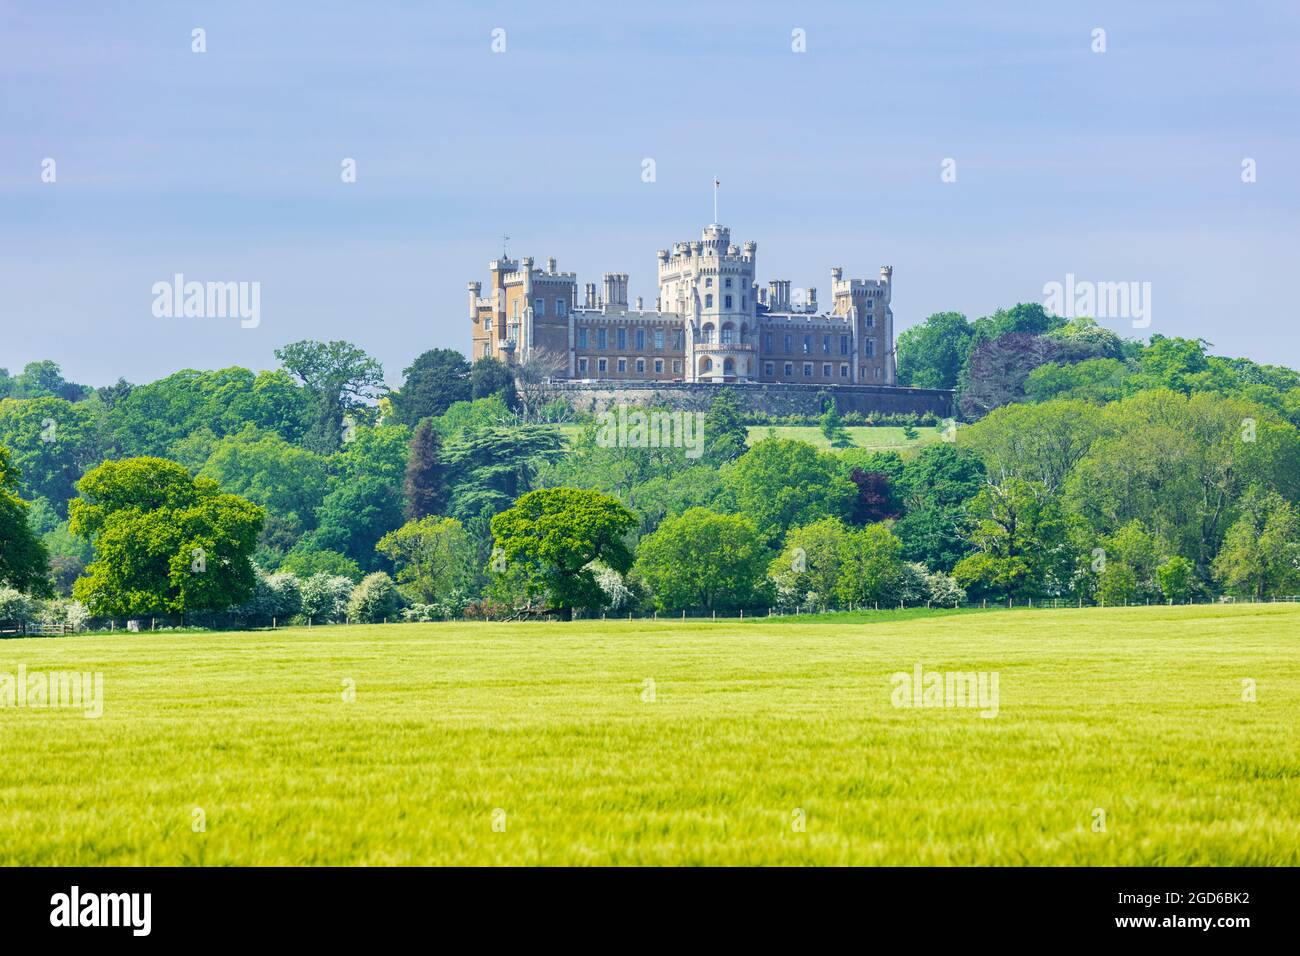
[[0, 866, 1290, 943]]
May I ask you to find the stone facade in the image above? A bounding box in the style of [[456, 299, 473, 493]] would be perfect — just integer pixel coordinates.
[[469, 221, 897, 389]]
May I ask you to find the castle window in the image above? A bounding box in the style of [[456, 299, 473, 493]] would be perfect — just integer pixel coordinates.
[[701, 324, 714, 344], [803, 335, 811, 355], [784, 334, 792, 353], [673, 360, 682, 374], [654, 359, 664, 374], [534, 298, 545, 317], [764, 362, 774, 377], [617, 328, 627, 349], [840, 334, 849, 356], [866, 314, 875, 329], [556, 298, 567, 317], [578, 357, 588, 374], [618, 358, 627, 373], [866, 339, 876, 357], [822, 363, 832, 377], [636, 358, 646, 374], [598, 328, 608, 349], [636, 329, 646, 350], [578, 327, 588, 348], [840, 364, 849, 378], [763, 332, 773, 351], [724, 278, 733, 288], [654, 329, 664, 350], [742, 295, 747, 309], [673, 330, 684, 350], [823, 334, 831, 354], [784, 362, 793, 376], [598, 358, 608, 373], [803, 363, 813, 377], [721, 324, 734, 345], [705, 294, 714, 308], [482, 343, 491, 358], [705, 277, 713, 288], [725, 295, 733, 310]]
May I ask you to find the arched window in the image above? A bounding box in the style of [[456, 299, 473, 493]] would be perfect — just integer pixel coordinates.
[[700, 357, 713, 373], [720, 322, 735, 345], [723, 358, 735, 374], [701, 324, 715, 344], [705, 294, 714, 308]]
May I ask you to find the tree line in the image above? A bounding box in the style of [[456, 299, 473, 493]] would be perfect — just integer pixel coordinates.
[[2, 307, 1299, 628]]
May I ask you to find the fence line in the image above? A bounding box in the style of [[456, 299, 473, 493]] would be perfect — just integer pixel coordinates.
[[7, 594, 1299, 638]]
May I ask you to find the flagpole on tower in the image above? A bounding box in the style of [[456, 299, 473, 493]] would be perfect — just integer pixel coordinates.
[[713, 177, 720, 224]]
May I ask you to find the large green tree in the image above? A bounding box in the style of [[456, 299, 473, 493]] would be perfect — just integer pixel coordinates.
[[489, 487, 636, 619], [0, 395, 102, 513], [403, 419, 448, 521], [469, 357, 521, 411], [376, 516, 475, 604], [723, 438, 855, 541], [1212, 492, 1300, 599], [275, 340, 385, 452], [895, 311, 972, 390], [952, 477, 1076, 600], [443, 425, 566, 522], [70, 457, 263, 618], [634, 507, 770, 613], [0, 445, 52, 596], [390, 349, 472, 426], [701, 389, 750, 466]]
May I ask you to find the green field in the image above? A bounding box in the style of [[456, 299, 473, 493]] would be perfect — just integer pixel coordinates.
[[1, 604, 1297, 865], [557, 422, 944, 452], [744, 424, 944, 451]]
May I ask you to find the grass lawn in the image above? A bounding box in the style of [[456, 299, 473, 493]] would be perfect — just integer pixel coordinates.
[[1, 604, 1296, 865], [556, 422, 945, 452], [745, 423, 945, 451]]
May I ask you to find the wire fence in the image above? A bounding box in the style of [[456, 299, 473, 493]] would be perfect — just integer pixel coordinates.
[[9, 593, 1297, 637]]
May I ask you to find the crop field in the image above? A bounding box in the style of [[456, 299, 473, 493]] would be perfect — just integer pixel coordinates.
[[0, 604, 1296, 865]]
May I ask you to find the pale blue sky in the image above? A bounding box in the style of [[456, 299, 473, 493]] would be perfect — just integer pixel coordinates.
[[2, 0, 1298, 387]]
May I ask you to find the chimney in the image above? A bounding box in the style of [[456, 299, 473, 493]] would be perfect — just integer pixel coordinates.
[[584, 282, 597, 309], [768, 280, 791, 311], [635, 296, 643, 311], [547, 256, 557, 273], [603, 273, 628, 308], [808, 287, 817, 311]]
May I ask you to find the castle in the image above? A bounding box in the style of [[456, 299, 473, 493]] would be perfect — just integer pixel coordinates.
[[469, 222, 896, 388]]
